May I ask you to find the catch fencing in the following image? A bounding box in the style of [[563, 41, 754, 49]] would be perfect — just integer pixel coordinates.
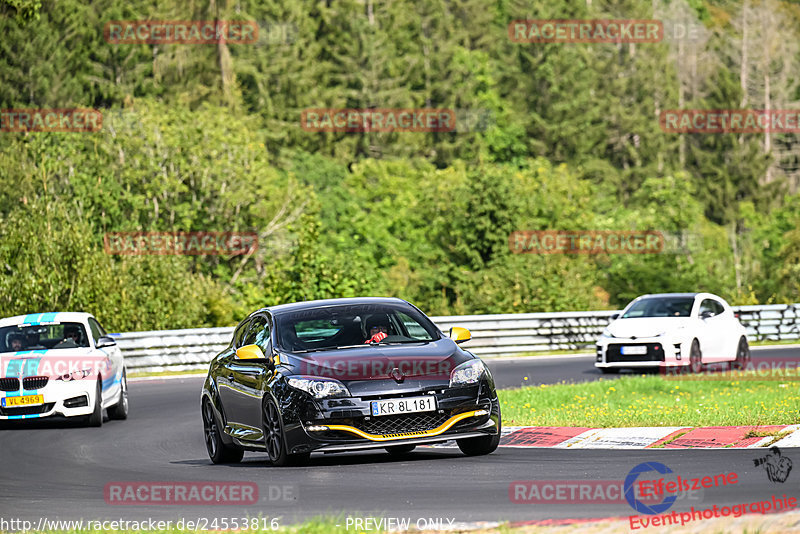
[[112, 303, 800, 372]]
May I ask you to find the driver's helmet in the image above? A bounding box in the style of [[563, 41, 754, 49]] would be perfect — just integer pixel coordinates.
[[63, 325, 81, 343], [365, 314, 392, 337]]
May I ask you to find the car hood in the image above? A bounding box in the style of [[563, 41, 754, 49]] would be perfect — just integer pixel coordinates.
[[282, 338, 469, 385], [607, 317, 692, 339]]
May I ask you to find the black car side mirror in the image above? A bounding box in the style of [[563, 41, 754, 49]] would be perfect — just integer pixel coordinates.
[[700, 310, 714, 319], [96, 336, 117, 348], [610, 313, 619, 320]]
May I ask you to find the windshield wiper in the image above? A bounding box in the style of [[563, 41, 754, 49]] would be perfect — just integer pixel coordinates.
[[291, 344, 366, 353]]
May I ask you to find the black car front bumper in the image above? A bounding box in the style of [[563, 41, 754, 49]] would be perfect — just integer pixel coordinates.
[[278, 380, 500, 455]]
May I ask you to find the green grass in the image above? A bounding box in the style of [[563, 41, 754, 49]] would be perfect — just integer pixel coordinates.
[[498, 373, 800, 427]]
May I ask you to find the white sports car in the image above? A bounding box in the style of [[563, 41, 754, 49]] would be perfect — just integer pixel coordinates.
[[595, 293, 750, 374], [0, 312, 127, 425]]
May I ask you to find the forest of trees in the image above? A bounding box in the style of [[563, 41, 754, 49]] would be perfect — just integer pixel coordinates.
[[0, 0, 799, 331]]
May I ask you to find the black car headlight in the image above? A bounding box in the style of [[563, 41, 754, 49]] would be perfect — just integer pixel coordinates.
[[449, 360, 486, 387], [287, 376, 351, 399]]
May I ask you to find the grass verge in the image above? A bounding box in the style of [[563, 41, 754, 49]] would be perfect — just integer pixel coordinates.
[[498, 373, 800, 427]]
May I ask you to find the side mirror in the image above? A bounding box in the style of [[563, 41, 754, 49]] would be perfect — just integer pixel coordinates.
[[96, 336, 117, 348], [449, 326, 472, 344], [700, 310, 714, 319], [236, 344, 266, 360], [610, 313, 619, 320]]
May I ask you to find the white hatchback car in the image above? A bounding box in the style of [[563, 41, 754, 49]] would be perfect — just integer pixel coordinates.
[[0, 312, 127, 425], [595, 293, 750, 374]]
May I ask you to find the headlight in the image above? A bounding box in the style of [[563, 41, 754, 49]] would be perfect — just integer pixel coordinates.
[[601, 328, 614, 338], [287, 376, 351, 399], [449, 360, 485, 387], [55, 369, 91, 381]]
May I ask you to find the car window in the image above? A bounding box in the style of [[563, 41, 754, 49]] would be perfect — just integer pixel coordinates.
[[242, 316, 268, 349], [88, 318, 104, 342], [713, 300, 725, 315], [250, 316, 271, 353], [232, 318, 252, 348], [621, 297, 694, 318], [275, 303, 438, 352], [699, 299, 719, 317], [0, 322, 90, 352]]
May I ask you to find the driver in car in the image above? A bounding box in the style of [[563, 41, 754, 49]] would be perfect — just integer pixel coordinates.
[[364, 315, 391, 344], [55, 325, 82, 348]]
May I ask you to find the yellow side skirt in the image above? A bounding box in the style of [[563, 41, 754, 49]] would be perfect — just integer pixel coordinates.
[[322, 409, 488, 442]]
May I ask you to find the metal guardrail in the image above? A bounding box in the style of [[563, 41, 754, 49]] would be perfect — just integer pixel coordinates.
[[112, 304, 800, 372]]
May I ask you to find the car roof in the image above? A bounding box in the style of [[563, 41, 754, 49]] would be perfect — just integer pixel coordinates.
[[0, 312, 94, 328], [260, 297, 412, 316], [636, 293, 699, 299]]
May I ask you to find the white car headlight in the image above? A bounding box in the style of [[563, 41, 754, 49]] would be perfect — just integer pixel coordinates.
[[55, 369, 91, 381], [287, 376, 351, 399], [449, 360, 486, 387], [601, 327, 613, 338]]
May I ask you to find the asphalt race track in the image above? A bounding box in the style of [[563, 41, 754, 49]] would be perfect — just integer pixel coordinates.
[[1, 347, 798, 527]]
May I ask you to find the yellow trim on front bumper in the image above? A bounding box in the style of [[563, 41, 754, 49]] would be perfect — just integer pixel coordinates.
[[322, 409, 488, 442]]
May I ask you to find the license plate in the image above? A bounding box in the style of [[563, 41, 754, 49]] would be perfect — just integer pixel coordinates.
[[621, 345, 648, 355], [2, 394, 44, 407], [371, 396, 436, 417]]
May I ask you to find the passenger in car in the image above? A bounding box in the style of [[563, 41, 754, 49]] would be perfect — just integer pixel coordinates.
[[8, 334, 25, 351]]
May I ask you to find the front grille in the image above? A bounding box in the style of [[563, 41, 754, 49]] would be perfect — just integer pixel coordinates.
[[22, 376, 48, 390], [357, 412, 450, 435], [0, 403, 54, 416], [0, 378, 19, 391], [606, 343, 665, 363]]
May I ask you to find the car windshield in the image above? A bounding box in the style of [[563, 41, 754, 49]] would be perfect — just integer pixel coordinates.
[[274, 303, 439, 352], [0, 322, 91, 352], [621, 297, 695, 318]]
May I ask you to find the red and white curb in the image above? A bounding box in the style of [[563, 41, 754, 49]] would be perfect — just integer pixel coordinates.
[[425, 424, 800, 449]]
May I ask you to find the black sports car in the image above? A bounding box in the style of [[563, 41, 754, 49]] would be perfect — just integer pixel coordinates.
[[200, 297, 501, 465]]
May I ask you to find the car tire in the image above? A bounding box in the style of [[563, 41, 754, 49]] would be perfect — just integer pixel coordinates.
[[689, 340, 703, 373], [108, 370, 128, 420], [202, 398, 244, 464], [85, 380, 103, 427], [263, 398, 308, 467], [385, 444, 416, 456], [457, 409, 502, 456], [733, 337, 751, 370], [600, 367, 619, 374]]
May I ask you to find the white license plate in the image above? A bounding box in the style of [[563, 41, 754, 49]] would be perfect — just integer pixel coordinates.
[[621, 345, 648, 355], [371, 396, 436, 417]]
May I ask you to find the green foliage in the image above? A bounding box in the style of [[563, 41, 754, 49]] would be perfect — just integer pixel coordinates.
[[0, 0, 798, 330]]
